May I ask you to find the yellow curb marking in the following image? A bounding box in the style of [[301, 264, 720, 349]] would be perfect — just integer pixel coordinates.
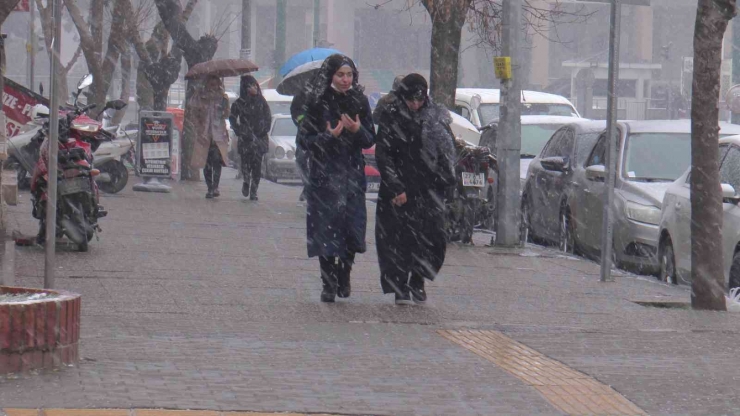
[[3, 412, 314, 416], [438, 329, 647, 416]]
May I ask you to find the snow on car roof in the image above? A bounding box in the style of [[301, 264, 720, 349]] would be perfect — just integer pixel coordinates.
[[456, 88, 575, 106], [263, 89, 294, 102], [520, 115, 589, 125], [620, 119, 740, 135]]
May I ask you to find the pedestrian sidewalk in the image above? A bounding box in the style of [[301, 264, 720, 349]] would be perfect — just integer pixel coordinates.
[[1, 170, 739, 415]]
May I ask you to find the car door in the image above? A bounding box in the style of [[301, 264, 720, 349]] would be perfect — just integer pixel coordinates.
[[580, 134, 608, 252], [529, 129, 565, 237], [540, 129, 576, 239], [719, 145, 740, 282]]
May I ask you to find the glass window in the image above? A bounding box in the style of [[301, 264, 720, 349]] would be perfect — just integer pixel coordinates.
[[720, 146, 740, 192], [454, 106, 470, 120], [271, 118, 297, 137], [521, 124, 567, 158], [623, 133, 691, 182], [268, 102, 291, 115], [541, 129, 574, 159], [575, 132, 601, 165], [587, 135, 607, 167]]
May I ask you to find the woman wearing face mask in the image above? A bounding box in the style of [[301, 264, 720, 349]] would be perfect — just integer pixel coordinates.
[[187, 75, 231, 199], [298, 54, 376, 303], [374, 73, 456, 305], [229, 75, 272, 200]]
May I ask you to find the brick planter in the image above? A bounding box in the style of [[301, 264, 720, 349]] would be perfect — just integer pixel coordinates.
[[0, 286, 81, 375]]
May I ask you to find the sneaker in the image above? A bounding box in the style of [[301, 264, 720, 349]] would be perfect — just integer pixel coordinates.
[[395, 292, 413, 305], [242, 183, 250, 197], [205, 190, 214, 199], [320, 288, 336, 303], [249, 194, 258, 201], [408, 285, 427, 304], [213, 188, 220, 197]]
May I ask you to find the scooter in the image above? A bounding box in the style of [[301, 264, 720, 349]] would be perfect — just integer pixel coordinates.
[[5, 104, 49, 189], [445, 140, 497, 244], [31, 74, 110, 252]]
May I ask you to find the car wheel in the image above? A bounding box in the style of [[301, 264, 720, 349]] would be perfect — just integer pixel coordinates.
[[558, 208, 575, 254], [659, 236, 678, 285], [728, 250, 740, 292]]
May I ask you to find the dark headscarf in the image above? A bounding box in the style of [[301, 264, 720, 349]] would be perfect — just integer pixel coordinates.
[[397, 73, 428, 101], [230, 74, 271, 140], [238, 74, 262, 98]]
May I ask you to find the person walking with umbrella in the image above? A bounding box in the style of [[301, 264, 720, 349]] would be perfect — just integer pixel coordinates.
[[299, 54, 375, 303], [230, 75, 272, 200], [374, 74, 456, 304], [186, 75, 231, 198]]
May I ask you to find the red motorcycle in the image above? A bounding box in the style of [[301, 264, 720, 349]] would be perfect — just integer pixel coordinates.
[[31, 74, 108, 252]]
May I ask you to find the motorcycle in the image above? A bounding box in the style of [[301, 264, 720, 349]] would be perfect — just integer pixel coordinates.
[[31, 74, 109, 252], [445, 139, 497, 244], [7, 96, 131, 194]]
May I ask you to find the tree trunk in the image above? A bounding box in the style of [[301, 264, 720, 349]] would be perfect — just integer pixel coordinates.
[[422, 0, 470, 110], [690, 0, 736, 311], [112, 45, 132, 126], [34, 0, 80, 104]]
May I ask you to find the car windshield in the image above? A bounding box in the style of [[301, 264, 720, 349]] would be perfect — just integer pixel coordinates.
[[272, 118, 297, 137], [623, 133, 691, 182], [269, 102, 292, 115], [522, 124, 566, 157], [477, 103, 578, 125]]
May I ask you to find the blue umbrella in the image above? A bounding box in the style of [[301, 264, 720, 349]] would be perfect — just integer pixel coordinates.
[[279, 47, 341, 77]]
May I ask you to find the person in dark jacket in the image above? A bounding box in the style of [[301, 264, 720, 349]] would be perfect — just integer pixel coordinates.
[[372, 74, 404, 123], [374, 73, 456, 305], [298, 54, 376, 303], [229, 75, 272, 200], [291, 89, 309, 202]]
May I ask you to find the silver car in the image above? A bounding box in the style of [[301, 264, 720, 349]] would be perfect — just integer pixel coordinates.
[[263, 115, 300, 182], [658, 134, 740, 291], [526, 119, 740, 274]]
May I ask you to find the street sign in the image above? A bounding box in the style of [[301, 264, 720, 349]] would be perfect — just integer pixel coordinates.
[[494, 57, 512, 79], [138, 111, 174, 178]]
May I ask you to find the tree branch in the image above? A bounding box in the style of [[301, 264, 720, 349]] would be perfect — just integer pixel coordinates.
[[0, 0, 22, 26], [63, 0, 102, 75], [63, 44, 84, 72]]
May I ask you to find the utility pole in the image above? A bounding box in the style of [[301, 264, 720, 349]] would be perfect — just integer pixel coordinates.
[[28, 0, 35, 90], [241, 0, 251, 60], [599, 0, 621, 283], [732, 15, 740, 124], [313, 0, 320, 47], [274, 0, 287, 81], [45, 0, 62, 289], [495, 0, 522, 247]]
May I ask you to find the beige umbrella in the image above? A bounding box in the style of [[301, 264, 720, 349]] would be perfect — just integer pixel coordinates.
[[184, 59, 259, 80]]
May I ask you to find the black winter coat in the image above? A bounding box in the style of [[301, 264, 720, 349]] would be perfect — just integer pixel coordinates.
[[229, 92, 271, 155], [374, 93, 456, 293], [299, 88, 376, 259]]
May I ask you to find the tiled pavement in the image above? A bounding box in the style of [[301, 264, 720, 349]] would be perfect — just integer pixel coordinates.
[[1, 170, 739, 415]]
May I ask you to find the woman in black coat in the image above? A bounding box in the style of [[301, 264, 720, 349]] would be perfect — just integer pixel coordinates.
[[374, 73, 456, 305], [299, 54, 376, 303], [229, 75, 272, 200]]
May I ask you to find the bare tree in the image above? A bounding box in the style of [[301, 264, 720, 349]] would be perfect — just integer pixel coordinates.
[[1, 0, 24, 102], [111, 44, 132, 126], [153, 0, 218, 180], [64, 0, 129, 114], [0, 0, 23, 26], [377, 0, 590, 110], [34, 0, 84, 103], [123, 0, 198, 111], [689, 0, 736, 311]]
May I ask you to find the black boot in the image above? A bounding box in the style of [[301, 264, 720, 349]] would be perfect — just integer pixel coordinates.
[[337, 260, 352, 298], [408, 274, 427, 304], [319, 257, 338, 303], [242, 182, 250, 198]]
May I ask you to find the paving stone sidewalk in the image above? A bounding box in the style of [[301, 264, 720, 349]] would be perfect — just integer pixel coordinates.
[[1, 170, 739, 415]]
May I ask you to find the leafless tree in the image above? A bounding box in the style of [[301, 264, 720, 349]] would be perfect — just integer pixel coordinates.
[[0, 0, 25, 101], [375, 0, 590, 110], [689, 0, 736, 311]]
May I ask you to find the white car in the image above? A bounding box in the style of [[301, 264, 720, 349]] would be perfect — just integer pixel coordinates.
[[658, 134, 740, 291], [263, 114, 300, 182]]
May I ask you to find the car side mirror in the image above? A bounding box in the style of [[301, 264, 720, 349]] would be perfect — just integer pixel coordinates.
[[541, 156, 568, 172], [586, 164, 607, 181], [721, 183, 740, 204]]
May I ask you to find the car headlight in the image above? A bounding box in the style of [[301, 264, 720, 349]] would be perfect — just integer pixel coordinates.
[[287, 149, 295, 160], [274, 146, 286, 159], [625, 201, 661, 225]]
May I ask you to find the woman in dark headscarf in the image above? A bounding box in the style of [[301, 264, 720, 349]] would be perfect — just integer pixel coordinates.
[[229, 75, 272, 200], [374, 73, 456, 305], [298, 54, 376, 303]]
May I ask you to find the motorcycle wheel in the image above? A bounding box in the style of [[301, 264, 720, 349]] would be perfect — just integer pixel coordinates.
[[461, 199, 476, 244], [98, 160, 129, 194], [60, 197, 92, 252]]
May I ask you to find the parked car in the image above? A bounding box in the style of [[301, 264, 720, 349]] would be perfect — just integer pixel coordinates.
[[262, 89, 293, 115], [521, 120, 605, 245], [658, 134, 740, 291], [263, 114, 300, 182], [455, 88, 580, 129], [524, 119, 740, 275]]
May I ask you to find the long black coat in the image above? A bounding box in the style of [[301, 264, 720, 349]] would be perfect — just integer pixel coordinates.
[[229, 87, 272, 155], [374, 93, 456, 293], [299, 88, 376, 259]]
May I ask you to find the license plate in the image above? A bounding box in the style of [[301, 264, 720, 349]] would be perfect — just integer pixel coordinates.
[[367, 182, 380, 192], [462, 172, 485, 187], [58, 177, 90, 196]]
